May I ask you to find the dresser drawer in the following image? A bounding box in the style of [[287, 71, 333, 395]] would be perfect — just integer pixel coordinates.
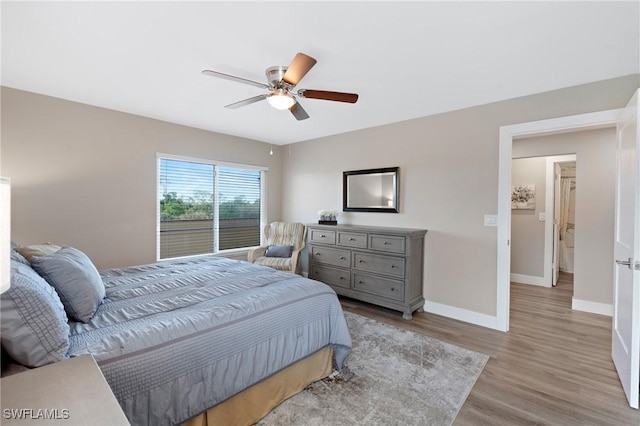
[[310, 264, 350, 289], [353, 273, 404, 301], [369, 234, 406, 254], [309, 229, 336, 245], [337, 231, 367, 249], [310, 245, 351, 268], [353, 252, 405, 278]]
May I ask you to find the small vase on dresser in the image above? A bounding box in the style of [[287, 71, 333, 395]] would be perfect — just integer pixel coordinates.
[[307, 223, 427, 320]]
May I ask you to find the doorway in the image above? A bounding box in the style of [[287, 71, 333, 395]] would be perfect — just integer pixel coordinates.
[[557, 161, 576, 279], [496, 109, 621, 332], [548, 155, 577, 288], [509, 155, 577, 290]]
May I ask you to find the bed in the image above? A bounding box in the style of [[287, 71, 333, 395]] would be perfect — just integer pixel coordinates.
[[2, 246, 352, 426]]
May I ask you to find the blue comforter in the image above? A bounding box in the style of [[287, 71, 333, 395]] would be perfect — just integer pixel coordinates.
[[67, 256, 352, 426]]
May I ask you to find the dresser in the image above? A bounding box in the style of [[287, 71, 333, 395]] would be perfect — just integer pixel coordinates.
[[307, 224, 427, 320]]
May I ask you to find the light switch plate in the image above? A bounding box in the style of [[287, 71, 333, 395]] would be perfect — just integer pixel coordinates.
[[539, 212, 546, 221], [484, 214, 498, 227]]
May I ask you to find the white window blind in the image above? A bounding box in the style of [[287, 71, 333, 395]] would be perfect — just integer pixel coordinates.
[[158, 157, 263, 260]]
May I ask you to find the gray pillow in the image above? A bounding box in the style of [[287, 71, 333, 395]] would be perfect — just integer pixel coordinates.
[[1, 260, 70, 367], [31, 246, 105, 323], [265, 245, 294, 258]]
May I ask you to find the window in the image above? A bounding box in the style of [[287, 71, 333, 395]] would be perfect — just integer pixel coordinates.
[[157, 155, 265, 260]]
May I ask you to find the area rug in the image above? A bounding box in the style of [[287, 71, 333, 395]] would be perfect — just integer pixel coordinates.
[[259, 312, 489, 426]]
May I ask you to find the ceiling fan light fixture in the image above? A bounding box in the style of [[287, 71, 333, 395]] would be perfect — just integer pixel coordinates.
[[267, 93, 296, 110]]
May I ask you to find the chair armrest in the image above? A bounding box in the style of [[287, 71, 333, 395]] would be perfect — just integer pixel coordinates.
[[247, 245, 268, 263], [290, 247, 304, 275]]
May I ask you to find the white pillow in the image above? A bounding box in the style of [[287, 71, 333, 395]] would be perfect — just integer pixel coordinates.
[[14, 243, 61, 261]]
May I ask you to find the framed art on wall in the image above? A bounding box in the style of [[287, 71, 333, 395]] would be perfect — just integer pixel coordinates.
[[511, 184, 535, 209]]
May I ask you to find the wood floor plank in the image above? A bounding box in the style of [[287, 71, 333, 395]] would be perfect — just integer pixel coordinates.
[[340, 272, 640, 425]]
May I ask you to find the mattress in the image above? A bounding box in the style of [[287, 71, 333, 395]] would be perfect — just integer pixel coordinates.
[[66, 256, 352, 426]]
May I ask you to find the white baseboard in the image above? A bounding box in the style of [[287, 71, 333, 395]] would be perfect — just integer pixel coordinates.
[[572, 298, 612, 317], [423, 300, 498, 330], [510, 273, 549, 287]]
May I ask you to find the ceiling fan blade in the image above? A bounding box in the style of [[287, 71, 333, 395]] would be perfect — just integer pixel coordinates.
[[289, 101, 310, 121], [298, 89, 358, 104], [202, 70, 269, 89], [282, 53, 317, 86], [225, 94, 268, 109]]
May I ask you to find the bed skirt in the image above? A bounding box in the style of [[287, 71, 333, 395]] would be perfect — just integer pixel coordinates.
[[181, 346, 333, 426]]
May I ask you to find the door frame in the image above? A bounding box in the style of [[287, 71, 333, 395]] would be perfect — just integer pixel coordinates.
[[497, 109, 622, 331], [546, 154, 576, 286]]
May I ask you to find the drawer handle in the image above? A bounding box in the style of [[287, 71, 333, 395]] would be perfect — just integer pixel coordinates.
[[315, 252, 321, 256], [358, 280, 364, 284], [391, 265, 396, 268], [390, 288, 395, 291], [383, 241, 390, 245], [358, 260, 365, 263], [320, 234, 326, 238], [349, 237, 355, 241], [339, 256, 346, 260], [340, 276, 345, 280]]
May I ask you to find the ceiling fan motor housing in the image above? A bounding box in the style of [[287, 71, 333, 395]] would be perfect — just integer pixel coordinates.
[[266, 66, 288, 87]]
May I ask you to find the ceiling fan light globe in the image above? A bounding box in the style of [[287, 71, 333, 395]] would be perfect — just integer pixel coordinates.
[[268, 93, 296, 110]]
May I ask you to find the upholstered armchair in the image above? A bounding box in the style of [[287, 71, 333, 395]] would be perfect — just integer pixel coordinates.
[[247, 222, 307, 275]]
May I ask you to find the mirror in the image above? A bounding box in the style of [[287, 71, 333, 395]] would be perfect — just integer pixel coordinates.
[[343, 167, 399, 213]]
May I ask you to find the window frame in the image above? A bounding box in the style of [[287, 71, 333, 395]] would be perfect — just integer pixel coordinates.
[[156, 153, 268, 261]]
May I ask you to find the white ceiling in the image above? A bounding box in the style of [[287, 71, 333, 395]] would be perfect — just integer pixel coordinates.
[[2, 1, 638, 145]]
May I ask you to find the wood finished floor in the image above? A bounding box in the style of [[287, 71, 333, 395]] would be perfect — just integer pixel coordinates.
[[339, 272, 640, 425]]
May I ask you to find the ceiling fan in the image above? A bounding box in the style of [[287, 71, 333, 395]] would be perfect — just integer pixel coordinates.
[[202, 52, 358, 121]]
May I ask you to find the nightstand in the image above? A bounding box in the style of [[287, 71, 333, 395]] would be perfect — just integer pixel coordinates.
[[0, 354, 130, 425]]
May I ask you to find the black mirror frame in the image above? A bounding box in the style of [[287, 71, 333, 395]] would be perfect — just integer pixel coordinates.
[[343, 167, 399, 213]]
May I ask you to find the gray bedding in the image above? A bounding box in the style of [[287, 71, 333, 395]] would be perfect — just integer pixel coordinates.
[[67, 256, 352, 426]]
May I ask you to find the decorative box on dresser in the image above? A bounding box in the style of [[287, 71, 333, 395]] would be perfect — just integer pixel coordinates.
[[307, 224, 427, 320]]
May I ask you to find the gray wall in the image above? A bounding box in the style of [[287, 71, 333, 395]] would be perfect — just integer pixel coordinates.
[[281, 74, 638, 318], [2, 74, 636, 322], [511, 157, 546, 278], [1, 87, 283, 269], [513, 128, 617, 306]]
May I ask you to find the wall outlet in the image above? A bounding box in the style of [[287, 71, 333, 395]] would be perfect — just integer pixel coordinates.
[[484, 214, 498, 227]]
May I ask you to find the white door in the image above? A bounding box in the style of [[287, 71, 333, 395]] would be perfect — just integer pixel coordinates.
[[552, 162, 561, 286], [612, 89, 640, 409]]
